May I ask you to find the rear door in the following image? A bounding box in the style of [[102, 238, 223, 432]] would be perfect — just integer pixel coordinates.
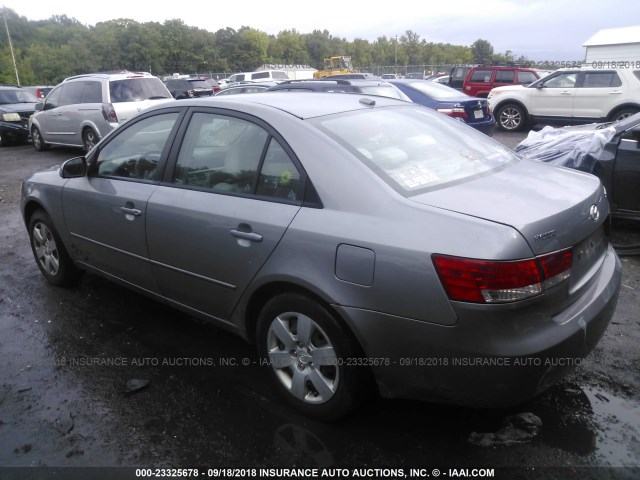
[[146, 110, 304, 320], [572, 71, 623, 120]]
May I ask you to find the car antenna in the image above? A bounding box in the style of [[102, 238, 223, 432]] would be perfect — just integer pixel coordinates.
[[359, 98, 376, 106]]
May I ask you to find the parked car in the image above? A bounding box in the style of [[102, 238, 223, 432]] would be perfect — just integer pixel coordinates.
[[25, 85, 54, 100], [388, 79, 495, 135], [429, 75, 451, 85], [516, 113, 640, 221], [21, 92, 621, 419], [267, 79, 410, 101], [0, 86, 39, 146], [227, 70, 290, 84], [405, 72, 426, 79], [463, 66, 549, 98], [488, 68, 640, 131], [30, 71, 174, 152], [449, 66, 472, 91], [188, 77, 221, 94], [164, 78, 210, 99], [322, 73, 379, 80], [214, 82, 277, 96], [381, 74, 400, 80]]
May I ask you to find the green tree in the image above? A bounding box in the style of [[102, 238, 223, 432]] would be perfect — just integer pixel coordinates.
[[471, 39, 494, 64]]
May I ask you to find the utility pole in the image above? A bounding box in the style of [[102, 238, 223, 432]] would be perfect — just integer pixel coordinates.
[[2, 8, 20, 86], [395, 35, 398, 76]]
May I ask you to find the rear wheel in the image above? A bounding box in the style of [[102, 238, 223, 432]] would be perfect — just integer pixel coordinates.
[[609, 108, 639, 122], [31, 126, 48, 151], [496, 103, 527, 131], [83, 128, 99, 153], [29, 210, 83, 286], [257, 293, 370, 420]]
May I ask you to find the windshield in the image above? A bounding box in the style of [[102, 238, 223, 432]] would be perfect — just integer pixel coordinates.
[[0, 89, 39, 104], [109, 78, 172, 102], [311, 106, 516, 194]]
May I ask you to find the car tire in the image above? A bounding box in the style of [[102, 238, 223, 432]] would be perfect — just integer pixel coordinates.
[[31, 126, 49, 151], [496, 103, 527, 131], [83, 128, 99, 153], [0, 133, 11, 147], [29, 210, 83, 287], [608, 108, 639, 122], [256, 292, 370, 420]]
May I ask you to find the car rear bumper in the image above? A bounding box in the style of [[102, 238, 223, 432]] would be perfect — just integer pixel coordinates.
[[468, 117, 496, 136], [335, 244, 621, 407]]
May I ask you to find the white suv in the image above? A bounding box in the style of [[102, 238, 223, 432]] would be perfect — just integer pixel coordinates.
[[30, 71, 174, 152], [488, 68, 640, 131]]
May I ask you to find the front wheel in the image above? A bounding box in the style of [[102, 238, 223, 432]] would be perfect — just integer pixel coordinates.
[[83, 128, 99, 153], [257, 293, 370, 420], [29, 210, 83, 286], [31, 126, 49, 151], [496, 103, 527, 131]]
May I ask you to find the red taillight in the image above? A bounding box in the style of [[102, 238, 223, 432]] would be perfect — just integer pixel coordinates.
[[213, 86, 221, 93], [432, 248, 573, 304], [436, 107, 468, 119], [101, 103, 118, 123]]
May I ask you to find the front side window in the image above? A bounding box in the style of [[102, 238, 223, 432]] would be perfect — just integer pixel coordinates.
[[517, 71, 538, 85], [43, 85, 63, 110], [95, 112, 179, 180], [312, 106, 516, 194], [543, 72, 577, 88], [494, 70, 515, 83]]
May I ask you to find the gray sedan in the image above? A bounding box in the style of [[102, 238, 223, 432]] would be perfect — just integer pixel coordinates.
[[21, 93, 621, 420]]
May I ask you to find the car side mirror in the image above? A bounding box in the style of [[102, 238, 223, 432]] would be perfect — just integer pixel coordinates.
[[59, 157, 87, 178], [34, 102, 44, 112]]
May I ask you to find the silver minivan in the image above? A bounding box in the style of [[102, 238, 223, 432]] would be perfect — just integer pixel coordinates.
[[30, 71, 174, 152]]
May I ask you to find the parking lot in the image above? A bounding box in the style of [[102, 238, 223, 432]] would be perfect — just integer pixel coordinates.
[[1, 131, 639, 479]]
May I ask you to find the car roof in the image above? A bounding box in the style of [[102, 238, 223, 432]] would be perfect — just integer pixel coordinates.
[[63, 71, 155, 82], [148, 91, 411, 120]]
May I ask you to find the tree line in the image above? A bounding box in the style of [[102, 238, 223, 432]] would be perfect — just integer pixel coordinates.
[[0, 8, 525, 85]]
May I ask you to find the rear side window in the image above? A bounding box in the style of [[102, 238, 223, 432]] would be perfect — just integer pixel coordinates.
[[252, 72, 270, 80], [582, 72, 622, 87], [469, 70, 492, 83], [494, 70, 515, 83], [109, 78, 171, 103], [82, 81, 103, 103]]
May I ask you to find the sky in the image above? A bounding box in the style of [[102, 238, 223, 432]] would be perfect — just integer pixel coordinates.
[[2, 0, 638, 61]]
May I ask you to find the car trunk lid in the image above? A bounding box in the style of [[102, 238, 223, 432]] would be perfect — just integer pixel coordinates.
[[410, 159, 610, 294]]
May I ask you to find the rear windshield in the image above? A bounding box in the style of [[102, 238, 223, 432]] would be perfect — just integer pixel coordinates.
[[311, 106, 516, 194], [109, 78, 172, 103]]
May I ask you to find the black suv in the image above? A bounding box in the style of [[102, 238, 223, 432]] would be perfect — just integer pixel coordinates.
[[267, 79, 410, 101], [164, 78, 210, 99], [0, 86, 39, 146]]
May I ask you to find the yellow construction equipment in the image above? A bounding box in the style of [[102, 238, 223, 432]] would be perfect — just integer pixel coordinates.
[[313, 56, 358, 78]]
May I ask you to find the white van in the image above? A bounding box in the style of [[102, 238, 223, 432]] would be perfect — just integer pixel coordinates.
[[226, 70, 290, 84]]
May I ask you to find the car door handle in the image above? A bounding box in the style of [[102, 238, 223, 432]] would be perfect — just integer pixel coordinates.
[[609, 91, 622, 94], [230, 229, 263, 242], [120, 207, 142, 216], [561, 91, 573, 95]]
